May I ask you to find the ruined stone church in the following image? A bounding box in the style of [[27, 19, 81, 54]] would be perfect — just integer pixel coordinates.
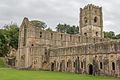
[[16, 4, 120, 77]]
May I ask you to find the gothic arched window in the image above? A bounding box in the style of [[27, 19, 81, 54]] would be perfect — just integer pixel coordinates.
[[40, 32, 42, 38], [112, 62, 115, 70], [100, 62, 103, 69], [94, 17, 97, 23], [23, 26, 27, 46], [96, 32, 98, 36], [84, 17, 87, 23], [84, 33, 87, 36], [81, 62, 83, 68], [51, 33, 53, 39]]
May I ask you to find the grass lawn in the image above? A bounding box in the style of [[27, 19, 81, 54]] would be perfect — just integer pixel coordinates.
[[0, 68, 119, 80]]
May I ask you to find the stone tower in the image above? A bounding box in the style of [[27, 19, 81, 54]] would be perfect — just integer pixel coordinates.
[[80, 4, 103, 37]]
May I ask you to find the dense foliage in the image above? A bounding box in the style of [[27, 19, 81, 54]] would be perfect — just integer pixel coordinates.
[[30, 20, 47, 30], [56, 23, 79, 34], [104, 31, 120, 39], [45, 27, 53, 32], [0, 24, 19, 57]]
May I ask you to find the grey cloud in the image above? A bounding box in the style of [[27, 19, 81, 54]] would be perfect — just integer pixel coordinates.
[[0, 0, 120, 34]]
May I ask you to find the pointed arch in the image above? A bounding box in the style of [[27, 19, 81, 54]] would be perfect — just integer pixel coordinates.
[[67, 59, 72, 72], [94, 16, 98, 23], [59, 60, 65, 72], [89, 64, 93, 75]]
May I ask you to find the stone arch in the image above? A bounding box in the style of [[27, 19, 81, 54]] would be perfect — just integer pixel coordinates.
[[100, 62, 103, 69], [42, 61, 47, 69], [112, 62, 115, 70], [94, 16, 98, 23], [84, 17, 87, 23], [51, 62, 54, 71], [51, 60, 56, 71], [67, 59, 72, 72], [59, 60, 65, 72], [88, 64, 93, 75], [96, 32, 98, 36], [75, 57, 80, 73], [116, 58, 120, 70], [84, 33, 87, 36]]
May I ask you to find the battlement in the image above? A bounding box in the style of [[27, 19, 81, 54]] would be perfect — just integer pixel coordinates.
[[80, 4, 103, 38], [81, 4, 101, 10]]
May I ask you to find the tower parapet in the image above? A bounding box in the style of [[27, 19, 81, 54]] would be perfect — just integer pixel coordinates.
[[80, 4, 103, 38]]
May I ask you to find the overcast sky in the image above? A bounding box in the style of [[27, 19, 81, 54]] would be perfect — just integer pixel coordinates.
[[0, 0, 120, 34]]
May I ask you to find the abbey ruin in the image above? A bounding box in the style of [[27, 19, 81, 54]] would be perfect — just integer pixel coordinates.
[[16, 4, 120, 77]]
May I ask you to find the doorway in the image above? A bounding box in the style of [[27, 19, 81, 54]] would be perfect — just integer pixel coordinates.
[[51, 63, 54, 71], [89, 64, 93, 75]]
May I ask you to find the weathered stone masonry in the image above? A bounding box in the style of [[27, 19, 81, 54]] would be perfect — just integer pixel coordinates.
[[16, 4, 120, 77], [50, 40, 120, 76]]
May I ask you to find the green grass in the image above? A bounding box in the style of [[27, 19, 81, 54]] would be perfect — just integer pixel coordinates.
[[0, 68, 119, 80]]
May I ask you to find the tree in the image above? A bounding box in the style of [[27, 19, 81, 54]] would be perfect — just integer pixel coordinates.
[[56, 24, 65, 33], [30, 20, 47, 29], [56, 23, 79, 34], [46, 27, 53, 32], [104, 31, 115, 39], [0, 29, 8, 57], [0, 24, 19, 57], [67, 25, 79, 34], [4, 24, 19, 49], [114, 34, 120, 39], [103, 31, 120, 39]]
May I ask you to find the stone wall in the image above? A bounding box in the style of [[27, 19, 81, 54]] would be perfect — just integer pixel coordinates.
[[16, 4, 120, 78], [16, 17, 108, 68], [49, 40, 120, 77], [80, 4, 103, 37]]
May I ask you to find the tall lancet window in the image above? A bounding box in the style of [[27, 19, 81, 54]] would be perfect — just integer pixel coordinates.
[[23, 25, 27, 46]]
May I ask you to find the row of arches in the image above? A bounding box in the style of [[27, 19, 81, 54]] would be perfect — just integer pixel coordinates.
[[50, 57, 119, 76], [51, 60, 94, 75], [50, 57, 86, 74]]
